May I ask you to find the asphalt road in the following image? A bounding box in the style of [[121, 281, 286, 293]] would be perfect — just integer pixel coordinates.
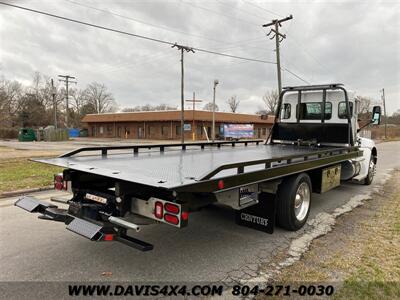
[[0, 141, 399, 283]]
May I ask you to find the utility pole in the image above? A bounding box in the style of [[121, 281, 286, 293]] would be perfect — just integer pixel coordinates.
[[185, 92, 203, 141], [262, 15, 293, 93], [212, 79, 219, 142], [381, 88, 387, 139], [172, 43, 195, 144], [51, 79, 57, 129], [58, 74, 77, 128]]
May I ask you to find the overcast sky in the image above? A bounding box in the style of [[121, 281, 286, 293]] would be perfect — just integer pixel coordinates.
[[0, 0, 399, 114]]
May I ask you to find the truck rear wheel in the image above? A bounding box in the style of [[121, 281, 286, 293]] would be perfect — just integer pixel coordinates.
[[276, 173, 312, 231]]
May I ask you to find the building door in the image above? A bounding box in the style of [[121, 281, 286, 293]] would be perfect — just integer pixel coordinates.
[[117, 126, 122, 138]]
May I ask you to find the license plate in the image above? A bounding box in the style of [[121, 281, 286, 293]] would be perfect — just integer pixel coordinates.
[[85, 193, 107, 204]]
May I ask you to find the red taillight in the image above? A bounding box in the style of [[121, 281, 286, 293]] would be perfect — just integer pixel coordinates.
[[54, 173, 64, 190], [218, 180, 224, 190], [103, 234, 114, 241], [164, 214, 179, 225], [164, 203, 180, 214], [181, 211, 189, 221], [154, 201, 163, 219]]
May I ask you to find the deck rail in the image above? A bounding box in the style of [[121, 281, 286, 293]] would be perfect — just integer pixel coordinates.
[[199, 146, 360, 180], [59, 139, 264, 158]]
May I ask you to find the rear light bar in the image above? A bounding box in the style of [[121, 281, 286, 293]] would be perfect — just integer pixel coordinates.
[[54, 173, 66, 191], [154, 201, 163, 219], [164, 203, 180, 214], [147, 199, 188, 228], [164, 214, 179, 225]]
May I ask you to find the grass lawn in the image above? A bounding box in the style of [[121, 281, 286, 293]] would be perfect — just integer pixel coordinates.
[[0, 159, 63, 193], [261, 171, 400, 300], [334, 189, 400, 299]]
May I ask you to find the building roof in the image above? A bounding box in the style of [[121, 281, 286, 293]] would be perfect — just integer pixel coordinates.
[[82, 110, 275, 124]]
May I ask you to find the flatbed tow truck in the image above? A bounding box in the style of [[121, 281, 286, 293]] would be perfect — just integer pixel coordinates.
[[15, 84, 381, 251]]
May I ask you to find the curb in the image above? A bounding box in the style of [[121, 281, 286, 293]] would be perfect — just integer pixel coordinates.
[[0, 186, 53, 199]]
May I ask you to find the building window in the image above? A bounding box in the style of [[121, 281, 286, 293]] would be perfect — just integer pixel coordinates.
[[107, 125, 113, 133], [147, 126, 155, 137], [197, 125, 203, 137], [99, 126, 104, 134], [161, 126, 169, 137], [176, 125, 181, 136], [262, 128, 267, 135]]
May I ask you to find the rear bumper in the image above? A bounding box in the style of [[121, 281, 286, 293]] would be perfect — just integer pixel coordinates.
[[15, 196, 153, 251]]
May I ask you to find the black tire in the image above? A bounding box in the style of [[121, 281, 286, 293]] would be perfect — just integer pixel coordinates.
[[364, 156, 376, 185], [276, 173, 312, 231]]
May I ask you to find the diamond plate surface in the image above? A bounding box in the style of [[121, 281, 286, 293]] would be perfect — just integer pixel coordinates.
[[35, 144, 337, 189], [66, 218, 103, 240], [15, 196, 53, 212]]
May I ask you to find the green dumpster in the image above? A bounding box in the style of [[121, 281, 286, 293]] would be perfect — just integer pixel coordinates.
[[18, 128, 36, 142], [79, 129, 88, 137]]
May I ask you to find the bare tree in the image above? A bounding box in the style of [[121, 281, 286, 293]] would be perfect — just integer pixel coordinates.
[[355, 95, 372, 114], [122, 104, 177, 112], [226, 95, 240, 113], [203, 102, 219, 112], [83, 82, 117, 113], [0, 77, 24, 127], [262, 89, 279, 114]]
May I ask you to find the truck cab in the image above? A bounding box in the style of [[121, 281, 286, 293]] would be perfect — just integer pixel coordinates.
[[272, 83, 379, 184]]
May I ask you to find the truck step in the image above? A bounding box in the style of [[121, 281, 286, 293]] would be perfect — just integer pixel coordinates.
[[66, 217, 103, 241], [15, 196, 56, 213]]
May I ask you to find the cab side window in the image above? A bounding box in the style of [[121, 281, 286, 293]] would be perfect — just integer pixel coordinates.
[[338, 102, 353, 119], [281, 103, 291, 119]]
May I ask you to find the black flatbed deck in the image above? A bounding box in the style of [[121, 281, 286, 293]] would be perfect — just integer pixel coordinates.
[[35, 142, 361, 191]]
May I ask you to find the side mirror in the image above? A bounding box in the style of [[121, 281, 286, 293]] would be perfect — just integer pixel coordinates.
[[371, 106, 381, 125]]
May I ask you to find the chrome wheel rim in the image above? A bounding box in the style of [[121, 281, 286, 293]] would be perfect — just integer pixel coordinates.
[[294, 182, 310, 221], [368, 160, 376, 181]]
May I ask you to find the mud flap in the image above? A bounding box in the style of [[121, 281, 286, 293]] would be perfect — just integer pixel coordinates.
[[235, 192, 276, 234]]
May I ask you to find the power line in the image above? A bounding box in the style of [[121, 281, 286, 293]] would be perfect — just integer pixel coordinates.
[[65, 0, 230, 45], [67, 0, 269, 48], [215, 0, 266, 21], [242, 0, 285, 18], [0, 2, 275, 65], [282, 67, 310, 84], [181, 1, 261, 27], [1, 2, 310, 84]]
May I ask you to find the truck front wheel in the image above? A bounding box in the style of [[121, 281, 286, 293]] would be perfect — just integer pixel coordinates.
[[276, 173, 312, 231], [364, 157, 376, 185]]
